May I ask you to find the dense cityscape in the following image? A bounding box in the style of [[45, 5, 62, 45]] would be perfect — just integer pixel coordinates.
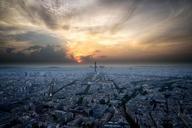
[[0, 65, 192, 128]]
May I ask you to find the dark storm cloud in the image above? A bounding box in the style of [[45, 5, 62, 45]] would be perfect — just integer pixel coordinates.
[[0, 45, 74, 63], [14, 31, 61, 45], [0, 30, 62, 47], [5, 47, 15, 54], [0, 14, 63, 48], [0, 0, 72, 63], [80, 55, 94, 63], [0, 0, 192, 63], [0, 26, 21, 32]]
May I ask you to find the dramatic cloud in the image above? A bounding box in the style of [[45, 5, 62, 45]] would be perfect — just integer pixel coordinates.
[[0, 0, 192, 63], [0, 45, 73, 63]]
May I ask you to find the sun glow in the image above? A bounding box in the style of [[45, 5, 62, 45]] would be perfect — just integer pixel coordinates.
[[64, 31, 124, 63], [74, 56, 83, 63]]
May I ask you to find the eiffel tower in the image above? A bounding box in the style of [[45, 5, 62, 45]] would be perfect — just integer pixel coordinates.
[[94, 61, 97, 73]]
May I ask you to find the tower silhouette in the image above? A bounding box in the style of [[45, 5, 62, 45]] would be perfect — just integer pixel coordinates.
[[94, 61, 97, 72]]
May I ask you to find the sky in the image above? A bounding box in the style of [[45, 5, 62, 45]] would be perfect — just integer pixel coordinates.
[[0, 0, 192, 64]]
